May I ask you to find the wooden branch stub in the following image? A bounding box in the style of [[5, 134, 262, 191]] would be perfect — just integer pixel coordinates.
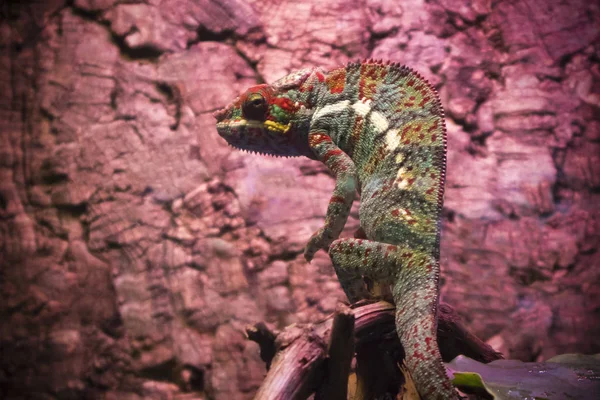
[[246, 322, 278, 369], [250, 324, 328, 400], [437, 303, 504, 363], [315, 304, 355, 400]]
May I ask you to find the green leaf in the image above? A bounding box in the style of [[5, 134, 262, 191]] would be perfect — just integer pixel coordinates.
[[451, 371, 486, 388], [446, 354, 600, 400]]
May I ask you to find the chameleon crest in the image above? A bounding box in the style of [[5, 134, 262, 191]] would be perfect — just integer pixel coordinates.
[[215, 60, 453, 399]]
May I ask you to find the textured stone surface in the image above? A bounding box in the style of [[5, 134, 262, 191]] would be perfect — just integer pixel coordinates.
[[1, 0, 599, 399]]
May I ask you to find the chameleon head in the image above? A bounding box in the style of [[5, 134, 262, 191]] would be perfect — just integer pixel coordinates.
[[214, 84, 313, 158]]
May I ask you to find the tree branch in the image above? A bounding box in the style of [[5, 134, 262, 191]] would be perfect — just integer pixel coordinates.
[[247, 301, 502, 399]]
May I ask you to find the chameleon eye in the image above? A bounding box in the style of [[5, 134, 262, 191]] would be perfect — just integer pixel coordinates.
[[242, 93, 268, 121]]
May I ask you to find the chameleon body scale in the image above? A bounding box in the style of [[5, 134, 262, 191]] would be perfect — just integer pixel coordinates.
[[214, 60, 454, 399]]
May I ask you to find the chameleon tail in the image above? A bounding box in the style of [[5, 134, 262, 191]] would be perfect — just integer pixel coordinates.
[[393, 275, 456, 399]]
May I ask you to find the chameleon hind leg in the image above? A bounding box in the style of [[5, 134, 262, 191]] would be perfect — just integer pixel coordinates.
[[328, 238, 456, 399]]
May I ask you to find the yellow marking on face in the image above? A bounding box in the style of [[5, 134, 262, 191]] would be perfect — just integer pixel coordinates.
[[395, 153, 405, 163], [264, 120, 291, 134]]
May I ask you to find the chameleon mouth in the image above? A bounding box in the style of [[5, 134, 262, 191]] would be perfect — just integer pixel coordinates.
[[215, 118, 299, 158], [236, 146, 295, 158]]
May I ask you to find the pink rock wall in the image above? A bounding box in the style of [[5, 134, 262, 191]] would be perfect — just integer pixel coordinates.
[[1, 0, 598, 398]]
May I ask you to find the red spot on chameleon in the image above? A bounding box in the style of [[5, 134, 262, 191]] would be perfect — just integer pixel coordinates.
[[323, 149, 343, 163], [391, 209, 400, 217], [309, 134, 332, 146], [431, 134, 437, 142], [363, 248, 372, 265], [272, 97, 296, 111], [330, 195, 345, 204], [425, 336, 433, 349], [325, 68, 346, 94]]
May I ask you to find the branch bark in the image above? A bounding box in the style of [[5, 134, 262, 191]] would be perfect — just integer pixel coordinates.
[[247, 301, 502, 400], [315, 304, 355, 400]]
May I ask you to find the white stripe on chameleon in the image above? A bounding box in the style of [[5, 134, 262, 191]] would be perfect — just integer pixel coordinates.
[[385, 128, 401, 150], [312, 100, 351, 122], [370, 111, 389, 133], [351, 99, 372, 116], [351, 99, 389, 134]]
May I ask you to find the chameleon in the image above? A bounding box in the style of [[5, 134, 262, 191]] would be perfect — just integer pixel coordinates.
[[214, 60, 454, 399]]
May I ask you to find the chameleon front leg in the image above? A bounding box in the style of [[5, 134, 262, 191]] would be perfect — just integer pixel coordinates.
[[304, 131, 358, 262], [329, 238, 457, 399]]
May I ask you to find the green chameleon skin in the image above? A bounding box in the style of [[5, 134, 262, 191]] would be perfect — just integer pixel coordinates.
[[214, 60, 453, 399]]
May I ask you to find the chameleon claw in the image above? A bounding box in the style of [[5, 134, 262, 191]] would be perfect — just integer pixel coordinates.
[[303, 247, 315, 263], [304, 228, 332, 262]]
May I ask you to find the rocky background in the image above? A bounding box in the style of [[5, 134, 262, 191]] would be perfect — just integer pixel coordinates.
[[1, 0, 599, 399]]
